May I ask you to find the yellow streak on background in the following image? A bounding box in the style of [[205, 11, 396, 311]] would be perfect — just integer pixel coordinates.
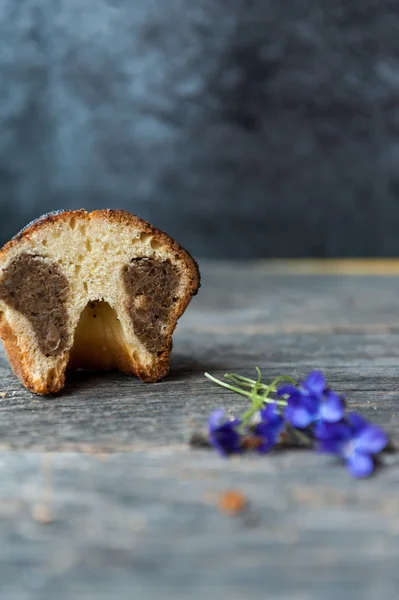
[[257, 259, 399, 276]]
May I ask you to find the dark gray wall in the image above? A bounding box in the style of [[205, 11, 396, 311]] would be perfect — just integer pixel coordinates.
[[1, 0, 399, 258]]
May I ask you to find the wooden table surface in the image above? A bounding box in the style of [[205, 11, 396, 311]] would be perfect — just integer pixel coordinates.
[[1, 260, 399, 600]]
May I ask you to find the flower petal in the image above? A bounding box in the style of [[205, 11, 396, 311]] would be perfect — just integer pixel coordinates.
[[301, 394, 321, 416], [318, 437, 344, 455], [314, 420, 350, 441], [208, 409, 226, 430], [346, 452, 374, 478], [347, 412, 369, 433], [277, 385, 300, 398], [209, 425, 241, 456], [260, 403, 283, 426], [208, 410, 242, 456], [320, 391, 345, 423], [355, 425, 388, 455], [304, 371, 326, 395], [254, 422, 280, 453], [285, 404, 314, 428]]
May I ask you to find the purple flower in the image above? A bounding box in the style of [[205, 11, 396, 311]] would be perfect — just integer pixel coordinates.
[[316, 412, 388, 478], [208, 409, 242, 456], [278, 371, 345, 429], [253, 402, 284, 453]]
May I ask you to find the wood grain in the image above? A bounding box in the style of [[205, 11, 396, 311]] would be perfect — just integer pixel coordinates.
[[0, 262, 398, 599]]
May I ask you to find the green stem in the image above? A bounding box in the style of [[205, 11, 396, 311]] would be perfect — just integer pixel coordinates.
[[240, 403, 264, 429], [204, 371, 289, 407], [204, 369, 310, 443], [223, 376, 256, 390], [204, 372, 253, 400], [252, 366, 262, 401], [270, 375, 297, 388], [224, 373, 297, 392]]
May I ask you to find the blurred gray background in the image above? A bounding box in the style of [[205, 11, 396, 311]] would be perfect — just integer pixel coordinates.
[[1, 0, 399, 259]]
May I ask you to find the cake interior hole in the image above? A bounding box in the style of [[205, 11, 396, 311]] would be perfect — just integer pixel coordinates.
[[68, 300, 134, 372], [85, 239, 92, 251], [83, 282, 88, 292], [150, 238, 162, 250], [69, 218, 76, 230], [140, 232, 152, 243]]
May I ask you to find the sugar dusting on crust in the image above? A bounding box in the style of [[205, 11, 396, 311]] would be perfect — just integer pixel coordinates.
[[9, 210, 68, 244]]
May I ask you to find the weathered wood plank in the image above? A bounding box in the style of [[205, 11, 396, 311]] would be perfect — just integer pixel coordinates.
[[185, 266, 399, 332], [0, 333, 398, 450], [0, 451, 399, 600], [0, 264, 399, 599]]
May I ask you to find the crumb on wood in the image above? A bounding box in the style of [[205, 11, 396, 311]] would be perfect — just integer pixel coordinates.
[[0, 392, 6, 398], [218, 490, 248, 515], [32, 505, 53, 524]]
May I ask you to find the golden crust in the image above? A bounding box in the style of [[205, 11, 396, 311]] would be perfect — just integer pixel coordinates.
[[0, 314, 67, 394], [0, 209, 200, 395]]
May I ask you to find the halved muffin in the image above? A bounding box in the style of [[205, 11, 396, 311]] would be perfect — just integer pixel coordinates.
[[0, 209, 200, 394]]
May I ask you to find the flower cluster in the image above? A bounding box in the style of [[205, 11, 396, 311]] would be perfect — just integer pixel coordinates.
[[205, 369, 388, 478]]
